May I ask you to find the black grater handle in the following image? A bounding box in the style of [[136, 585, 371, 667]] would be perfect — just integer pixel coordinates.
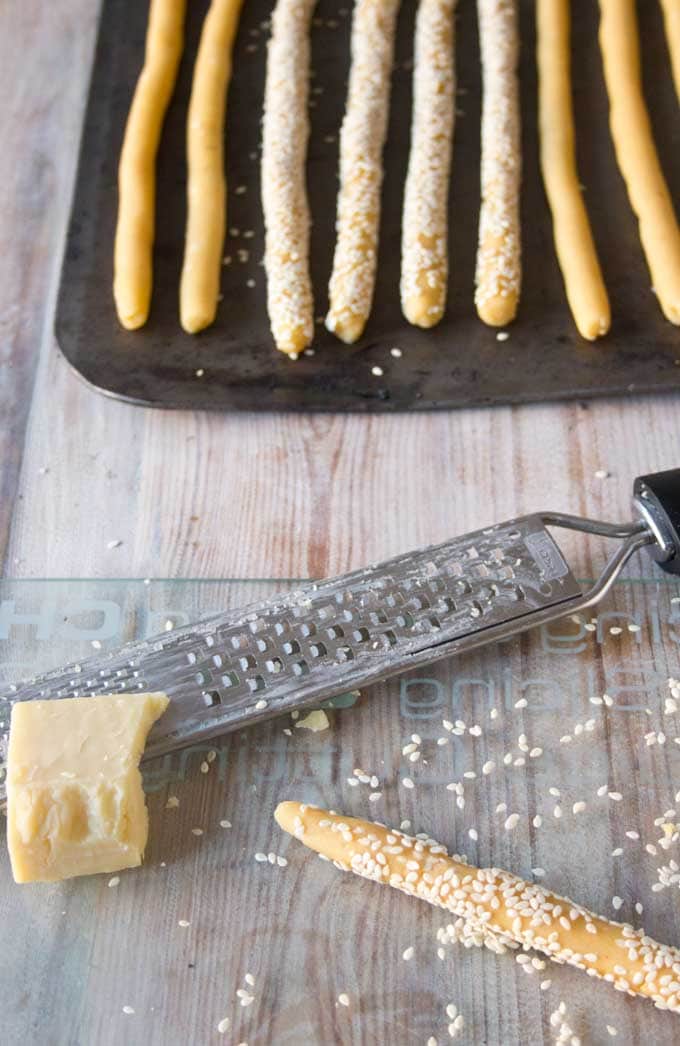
[[634, 469, 680, 575]]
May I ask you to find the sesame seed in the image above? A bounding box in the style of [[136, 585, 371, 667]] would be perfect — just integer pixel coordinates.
[[390, 347, 402, 357], [122, 1006, 135, 1015], [178, 919, 190, 928], [191, 827, 203, 836], [217, 1017, 230, 1034], [504, 813, 520, 831], [371, 366, 384, 377], [606, 1027, 617, 1037], [220, 819, 232, 828], [254, 852, 267, 862], [532, 815, 542, 827], [338, 994, 350, 1007], [254, 699, 267, 711], [468, 828, 478, 841], [402, 777, 415, 789], [482, 760, 495, 774], [200, 761, 209, 774], [402, 946, 415, 960], [572, 801, 586, 814], [612, 895, 623, 910], [108, 876, 120, 888], [496, 331, 509, 341]]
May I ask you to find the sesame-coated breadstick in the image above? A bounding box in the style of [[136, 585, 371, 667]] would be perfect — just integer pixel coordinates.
[[180, 0, 245, 334], [325, 0, 401, 344], [114, 0, 187, 330], [276, 802, 680, 1013], [599, 0, 680, 325], [660, 0, 680, 105], [401, 0, 457, 329], [474, 0, 521, 327], [262, 0, 316, 357], [537, 0, 610, 341]]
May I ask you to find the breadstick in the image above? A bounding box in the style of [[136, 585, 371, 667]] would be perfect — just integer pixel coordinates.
[[114, 0, 187, 330], [660, 0, 680, 105], [262, 0, 316, 357], [474, 0, 521, 327], [536, 0, 610, 341], [599, 0, 680, 325], [400, 0, 456, 328], [180, 0, 244, 334], [276, 802, 680, 1013], [325, 0, 401, 344]]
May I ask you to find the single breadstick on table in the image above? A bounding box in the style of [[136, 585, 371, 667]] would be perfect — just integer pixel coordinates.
[[400, 0, 457, 328], [325, 0, 401, 344], [599, 0, 680, 325], [474, 0, 521, 327], [660, 0, 680, 105], [262, 0, 316, 357], [114, 0, 187, 330], [276, 802, 680, 1013], [536, 0, 610, 341], [180, 0, 245, 334]]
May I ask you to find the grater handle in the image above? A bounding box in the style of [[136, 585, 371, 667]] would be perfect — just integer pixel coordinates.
[[634, 469, 680, 575]]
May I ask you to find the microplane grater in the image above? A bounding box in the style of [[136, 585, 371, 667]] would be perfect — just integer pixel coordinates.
[[1, 470, 679, 801]]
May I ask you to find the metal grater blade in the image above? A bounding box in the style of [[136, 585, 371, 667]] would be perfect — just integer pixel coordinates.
[[0, 515, 582, 795]]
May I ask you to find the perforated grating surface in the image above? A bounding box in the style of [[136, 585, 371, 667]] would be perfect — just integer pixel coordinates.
[[0, 516, 581, 792]]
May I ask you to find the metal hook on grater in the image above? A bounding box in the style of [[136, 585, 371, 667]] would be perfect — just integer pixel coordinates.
[[1, 469, 680, 800]]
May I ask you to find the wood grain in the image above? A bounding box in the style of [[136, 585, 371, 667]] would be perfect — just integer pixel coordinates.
[[2, 0, 680, 1044]]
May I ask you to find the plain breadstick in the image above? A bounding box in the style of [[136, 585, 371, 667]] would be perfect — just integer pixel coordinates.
[[400, 0, 456, 328], [475, 0, 521, 327], [325, 0, 401, 344], [114, 0, 187, 330], [262, 0, 316, 357], [276, 802, 680, 1013], [536, 0, 610, 340], [599, 0, 680, 325], [180, 0, 244, 334], [660, 0, 680, 105]]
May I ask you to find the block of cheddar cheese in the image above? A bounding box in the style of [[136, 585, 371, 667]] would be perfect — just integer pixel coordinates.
[[6, 692, 168, 883]]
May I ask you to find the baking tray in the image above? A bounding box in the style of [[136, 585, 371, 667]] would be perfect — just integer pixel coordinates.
[[55, 0, 680, 412], [2, 574, 680, 1044]]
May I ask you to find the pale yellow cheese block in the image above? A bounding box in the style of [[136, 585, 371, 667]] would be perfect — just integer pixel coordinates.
[[6, 692, 168, 883]]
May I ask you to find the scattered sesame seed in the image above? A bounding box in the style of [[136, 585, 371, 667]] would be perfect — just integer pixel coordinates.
[[572, 801, 586, 814], [122, 1006, 135, 1015], [220, 820, 232, 829], [504, 813, 520, 831], [606, 1027, 617, 1037], [496, 331, 509, 341], [200, 761, 209, 774], [338, 994, 350, 1007], [166, 795, 180, 809], [217, 1017, 230, 1034], [371, 366, 384, 377], [254, 853, 267, 862], [612, 895, 623, 910], [402, 777, 415, 789], [390, 347, 402, 357], [468, 828, 478, 841], [178, 920, 190, 928], [195, 368, 205, 378], [106, 539, 122, 549], [108, 876, 120, 888], [191, 827, 203, 836], [594, 469, 609, 479], [402, 946, 415, 960], [254, 699, 267, 711]]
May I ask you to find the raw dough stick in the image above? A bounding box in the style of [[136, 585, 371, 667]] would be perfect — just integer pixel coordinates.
[[262, 0, 316, 357], [400, 0, 456, 329], [599, 0, 680, 325], [660, 0, 680, 105], [474, 0, 521, 327], [536, 0, 610, 341], [325, 0, 401, 344], [276, 802, 680, 1013], [114, 0, 187, 330], [180, 0, 244, 334]]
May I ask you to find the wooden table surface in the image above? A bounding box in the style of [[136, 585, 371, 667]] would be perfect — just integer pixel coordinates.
[[2, 3, 680, 1045]]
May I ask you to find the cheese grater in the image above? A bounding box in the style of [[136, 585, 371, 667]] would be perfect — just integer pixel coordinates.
[[1, 470, 679, 798]]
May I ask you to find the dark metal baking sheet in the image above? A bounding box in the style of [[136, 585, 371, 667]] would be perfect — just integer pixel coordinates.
[[56, 0, 680, 412]]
